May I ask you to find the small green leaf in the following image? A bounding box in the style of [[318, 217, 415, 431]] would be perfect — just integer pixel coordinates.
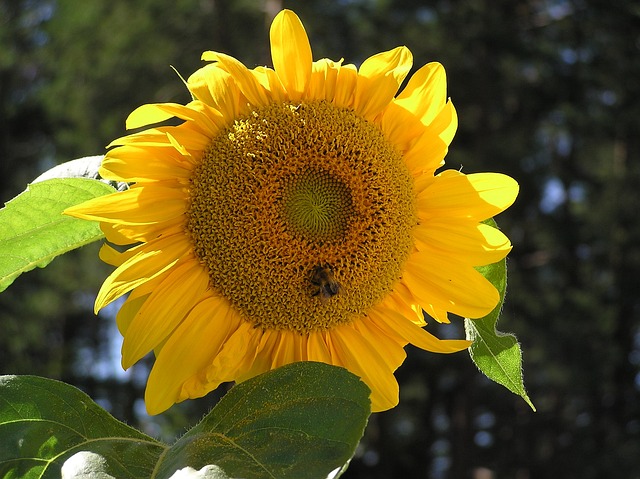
[[464, 220, 535, 410], [0, 178, 115, 293], [155, 361, 371, 479], [0, 375, 166, 479]]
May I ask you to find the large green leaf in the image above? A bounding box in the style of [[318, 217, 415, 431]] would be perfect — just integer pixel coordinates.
[[0, 362, 370, 479], [155, 361, 371, 479], [0, 375, 166, 479], [464, 220, 535, 410], [0, 177, 115, 293]]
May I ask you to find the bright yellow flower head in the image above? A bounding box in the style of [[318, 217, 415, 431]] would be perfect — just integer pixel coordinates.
[[66, 10, 518, 415]]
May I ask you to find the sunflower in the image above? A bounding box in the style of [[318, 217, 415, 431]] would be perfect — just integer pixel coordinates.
[[65, 10, 518, 415]]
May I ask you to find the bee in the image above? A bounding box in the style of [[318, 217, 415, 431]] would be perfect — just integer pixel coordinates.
[[310, 263, 343, 304]]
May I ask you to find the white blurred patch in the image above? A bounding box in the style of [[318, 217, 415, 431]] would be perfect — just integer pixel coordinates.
[[61, 451, 115, 479]]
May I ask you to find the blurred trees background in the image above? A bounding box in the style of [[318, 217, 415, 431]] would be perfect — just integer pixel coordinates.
[[1, 0, 639, 477]]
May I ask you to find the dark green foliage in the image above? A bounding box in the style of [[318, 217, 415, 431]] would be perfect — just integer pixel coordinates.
[[0, 375, 165, 479], [0, 363, 369, 479]]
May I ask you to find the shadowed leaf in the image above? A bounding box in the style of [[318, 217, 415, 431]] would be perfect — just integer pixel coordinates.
[[155, 362, 371, 479], [0, 363, 370, 479]]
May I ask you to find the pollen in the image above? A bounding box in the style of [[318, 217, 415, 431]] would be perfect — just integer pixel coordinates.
[[186, 100, 416, 332]]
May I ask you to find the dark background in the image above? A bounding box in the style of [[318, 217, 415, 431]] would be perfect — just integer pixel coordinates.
[[2, 0, 639, 477]]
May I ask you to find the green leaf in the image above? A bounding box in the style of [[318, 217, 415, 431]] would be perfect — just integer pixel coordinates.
[[0, 177, 115, 293], [0, 375, 166, 479], [0, 363, 370, 479], [464, 219, 535, 411], [155, 361, 371, 479]]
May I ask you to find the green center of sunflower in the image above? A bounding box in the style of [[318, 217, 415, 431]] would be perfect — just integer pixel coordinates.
[[282, 169, 352, 241], [187, 100, 416, 333]]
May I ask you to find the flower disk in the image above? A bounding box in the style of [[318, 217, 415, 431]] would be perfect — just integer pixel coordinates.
[[187, 100, 415, 332], [65, 9, 519, 415]]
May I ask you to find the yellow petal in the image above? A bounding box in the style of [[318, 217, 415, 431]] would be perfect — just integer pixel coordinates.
[[238, 331, 281, 380], [417, 170, 519, 222], [396, 62, 447, 126], [100, 222, 183, 258], [307, 58, 330, 101], [65, 185, 187, 225], [379, 289, 426, 326], [269, 331, 301, 368], [352, 316, 407, 367], [144, 295, 237, 414], [100, 222, 135, 247], [186, 100, 227, 131], [180, 311, 249, 404], [414, 220, 512, 266], [187, 64, 244, 121], [98, 243, 127, 266], [309, 58, 339, 101], [108, 124, 210, 152], [332, 63, 358, 109], [187, 63, 217, 104], [253, 66, 286, 103], [114, 269, 169, 340], [369, 307, 470, 353], [121, 259, 211, 369], [125, 102, 221, 135], [202, 51, 271, 107], [95, 233, 190, 311], [402, 129, 448, 175], [270, 9, 312, 100], [429, 99, 458, 146], [126, 103, 177, 129], [115, 291, 150, 338], [329, 325, 399, 412], [379, 101, 425, 154], [101, 146, 193, 183], [355, 46, 413, 120], [208, 320, 262, 384], [306, 331, 332, 363], [398, 282, 433, 323], [421, 303, 451, 324], [309, 60, 326, 100], [99, 217, 184, 246], [403, 253, 500, 319]]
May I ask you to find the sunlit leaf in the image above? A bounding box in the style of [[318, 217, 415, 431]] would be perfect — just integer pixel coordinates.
[[464, 219, 535, 410], [0, 178, 114, 293]]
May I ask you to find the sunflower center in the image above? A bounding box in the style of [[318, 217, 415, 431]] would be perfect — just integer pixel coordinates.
[[186, 100, 416, 333], [282, 169, 352, 241]]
